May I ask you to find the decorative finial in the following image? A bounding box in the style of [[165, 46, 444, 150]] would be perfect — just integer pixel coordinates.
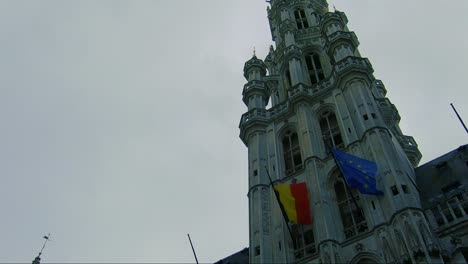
[[253, 46, 256, 57]]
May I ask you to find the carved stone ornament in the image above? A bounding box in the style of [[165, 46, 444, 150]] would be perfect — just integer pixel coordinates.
[[323, 252, 331, 264], [394, 229, 410, 260], [382, 237, 396, 263], [315, 160, 324, 169], [261, 189, 271, 235], [418, 219, 440, 256], [321, 244, 331, 264], [450, 234, 462, 246], [334, 249, 342, 263], [355, 242, 364, 252], [333, 245, 343, 263]]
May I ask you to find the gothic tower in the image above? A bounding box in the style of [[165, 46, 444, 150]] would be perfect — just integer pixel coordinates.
[[239, 0, 444, 263]]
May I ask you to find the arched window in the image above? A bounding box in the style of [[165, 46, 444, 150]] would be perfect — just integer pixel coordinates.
[[294, 9, 309, 29], [319, 111, 343, 153], [305, 53, 324, 85], [335, 177, 368, 238], [282, 130, 302, 175]]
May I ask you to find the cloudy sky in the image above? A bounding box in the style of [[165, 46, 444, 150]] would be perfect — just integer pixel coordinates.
[[0, 0, 466, 263]]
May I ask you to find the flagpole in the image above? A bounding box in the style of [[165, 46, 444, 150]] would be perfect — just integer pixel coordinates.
[[264, 166, 297, 249], [331, 152, 364, 214], [450, 103, 468, 134], [187, 234, 199, 264]]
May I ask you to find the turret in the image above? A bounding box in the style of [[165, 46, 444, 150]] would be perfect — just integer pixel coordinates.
[[242, 55, 269, 111]]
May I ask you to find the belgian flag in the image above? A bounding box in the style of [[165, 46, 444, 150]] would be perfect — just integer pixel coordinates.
[[274, 182, 312, 225]]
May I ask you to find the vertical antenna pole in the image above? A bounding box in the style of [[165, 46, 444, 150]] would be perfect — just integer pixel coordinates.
[[187, 234, 199, 264], [39, 234, 51, 256], [451, 103, 468, 134], [32, 234, 51, 264]]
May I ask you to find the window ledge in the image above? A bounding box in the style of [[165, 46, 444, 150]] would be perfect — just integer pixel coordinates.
[[283, 165, 306, 181]]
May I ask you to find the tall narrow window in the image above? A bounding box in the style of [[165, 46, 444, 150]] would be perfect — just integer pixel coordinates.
[[294, 9, 309, 29], [335, 178, 368, 238], [292, 224, 316, 260], [319, 111, 343, 153], [431, 207, 445, 226], [305, 53, 324, 85], [447, 198, 463, 218], [285, 69, 292, 88], [282, 130, 302, 175], [456, 193, 468, 215], [440, 202, 454, 223], [282, 69, 292, 99]]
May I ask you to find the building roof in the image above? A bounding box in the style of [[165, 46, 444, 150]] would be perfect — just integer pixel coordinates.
[[415, 144, 468, 209], [213, 247, 249, 264]]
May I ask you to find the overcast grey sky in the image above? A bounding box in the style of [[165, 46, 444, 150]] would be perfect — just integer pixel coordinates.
[[0, 0, 466, 263]]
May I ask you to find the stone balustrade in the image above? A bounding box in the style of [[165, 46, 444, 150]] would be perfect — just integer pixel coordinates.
[[240, 101, 290, 127], [243, 80, 266, 93], [335, 56, 373, 74], [327, 31, 358, 45]]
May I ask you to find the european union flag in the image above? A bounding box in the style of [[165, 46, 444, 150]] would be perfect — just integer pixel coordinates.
[[332, 149, 384, 195]]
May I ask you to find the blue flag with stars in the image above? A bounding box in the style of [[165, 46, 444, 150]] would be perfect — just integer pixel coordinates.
[[332, 149, 384, 195]]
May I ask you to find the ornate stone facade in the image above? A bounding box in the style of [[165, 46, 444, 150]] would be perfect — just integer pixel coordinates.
[[236, 0, 468, 263]]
